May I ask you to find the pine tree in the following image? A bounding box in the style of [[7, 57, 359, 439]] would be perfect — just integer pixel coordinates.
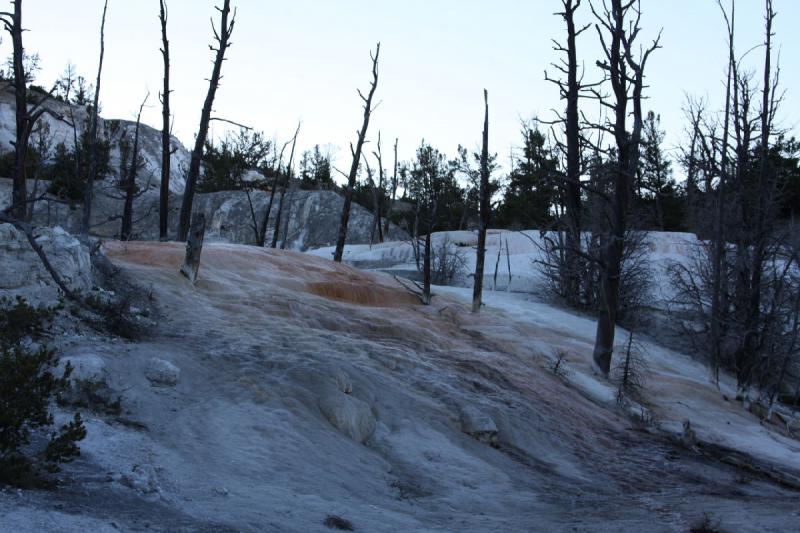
[[496, 126, 558, 229], [636, 112, 682, 231]]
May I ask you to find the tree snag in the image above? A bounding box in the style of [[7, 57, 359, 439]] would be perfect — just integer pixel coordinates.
[[158, 0, 172, 241], [543, 0, 590, 306], [178, 0, 236, 241], [590, 0, 660, 376], [180, 212, 206, 285], [1, 1, 27, 220], [472, 89, 490, 313], [121, 92, 149, 241], [370, 131, 385, 245], [271, 124, 300, 249], [1, 1, 63, 221], [383, 137, 399, 238], [80, 0, 108, 238], [333, 42, 380, 263], [709, 0, 735, 385]]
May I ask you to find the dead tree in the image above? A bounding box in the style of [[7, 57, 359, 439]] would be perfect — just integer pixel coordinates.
[[1, 1, 64, 221], [472, 89, 490, 313], [279, 179, 299, 250], [370, 132, 385, 245], [590, 0, 661, 376], [120, 92, 149, 241], [180, 213, 206, 285], [544, 0, 590, 306], [178, 0, 236, 241], [80, 0, 108, 238], [158, 0, 172, 240], [257, 125, 298, 247], [383, 137, 399, 238], [709, 0, 736, 384], [421, 200, 437, 305], [333, 42, 380, 263], [271, 126, 300, 249], [731, 0, 779, 392], [27, 122, 53, 221], [1, 1, 27, 220]]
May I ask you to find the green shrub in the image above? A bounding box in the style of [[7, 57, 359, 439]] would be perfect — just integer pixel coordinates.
[[0, 297, 86, 487], [0, 296, 57, 344]]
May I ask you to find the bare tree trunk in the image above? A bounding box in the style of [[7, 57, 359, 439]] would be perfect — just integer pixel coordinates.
[[413, 201, 421, 271], [178, 0, 236, 241], [493, 236, 503, 291], [81, 0, 108, 238], [472, 89, 490, 313], [333, 42, 380, 263], [3, 3, 68, 222], [591, 0, 660, 375], [279, 180, 298, 250], [370, 133, 384, 245], [383, 138, 399, 238], [740, 0, 775, 389], [369, 183, 382, 245], [364, 157, 379, 246], [562, 0, 584, 306], [271, 185, 287, 249], [272, 127, 300, 249], [710, 0, 735, 385], [121, 93, 149, 241], [5, 0, 27, 220], [158, 0, 172, 241], [180, 213, 206, 285], [422, 226, 432, 305], [258, 172, 279, 247], [258, 124, 299, 247]]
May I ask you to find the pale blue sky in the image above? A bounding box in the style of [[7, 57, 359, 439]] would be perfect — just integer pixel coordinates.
[[19, 0, 800, 175]]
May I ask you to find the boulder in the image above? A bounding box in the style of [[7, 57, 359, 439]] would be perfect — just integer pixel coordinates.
[[57, 354, 120, 411], [59, 354, 107, 383], [121, 464, 160, 494], [145, 358, 180, 386], [459, 405, 499, 446], [0, 223, 92, 306], [318, 392, 376, 444]]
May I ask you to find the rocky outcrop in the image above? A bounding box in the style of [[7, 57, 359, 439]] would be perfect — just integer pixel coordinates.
[[0, 83, 189, 194], [0, 178, 406, 250], [0, 86, 407, 250], [0, 222, 91, 305]]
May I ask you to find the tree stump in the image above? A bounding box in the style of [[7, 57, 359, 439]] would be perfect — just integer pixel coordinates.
[[180, 213, 205, 285]]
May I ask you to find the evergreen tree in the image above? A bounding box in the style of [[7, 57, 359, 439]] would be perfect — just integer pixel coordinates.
[[0, 297, 86, 487], [636, 111, 683, 231], [198, 128, 272, 193], [299, 145, 332, 190], [406, 141, 464, 231], [496, 126, 558, 229], [46, 123, 111, 202], [770, 137, 799, 221]]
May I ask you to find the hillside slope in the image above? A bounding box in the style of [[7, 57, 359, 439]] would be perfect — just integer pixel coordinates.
[[0, 86, 406, 248], [3, 239, 798, 532]]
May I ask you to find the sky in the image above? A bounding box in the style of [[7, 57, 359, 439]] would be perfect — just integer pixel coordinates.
[[18, 0, 800, 180]]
